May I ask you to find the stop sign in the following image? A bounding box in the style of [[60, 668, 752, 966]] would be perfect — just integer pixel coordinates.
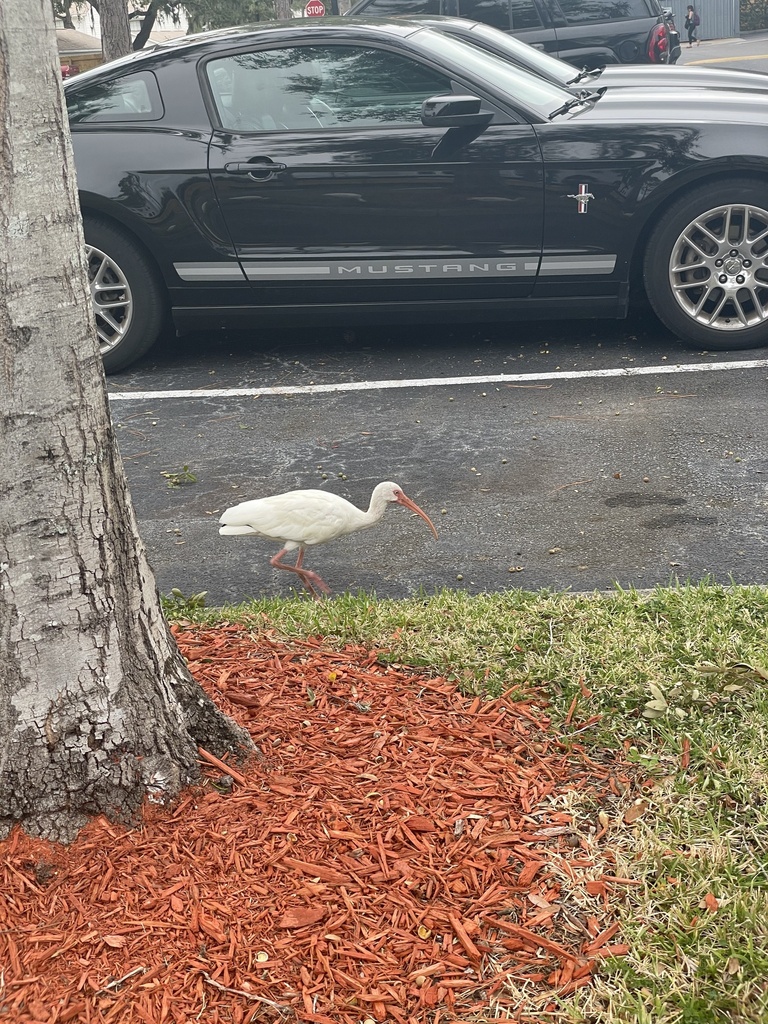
[[305, 0, 325, 14]]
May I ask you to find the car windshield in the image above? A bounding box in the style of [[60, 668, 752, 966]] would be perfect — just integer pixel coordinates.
[[446, 21, 581, 87], [413, 27, 573, 117]]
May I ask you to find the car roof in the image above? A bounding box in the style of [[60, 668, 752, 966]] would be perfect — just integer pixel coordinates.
[[151, 15, 424, 50], [64, 16, 429, 88]]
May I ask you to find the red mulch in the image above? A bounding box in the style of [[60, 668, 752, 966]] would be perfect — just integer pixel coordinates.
[[0, 625, 639, 1024]]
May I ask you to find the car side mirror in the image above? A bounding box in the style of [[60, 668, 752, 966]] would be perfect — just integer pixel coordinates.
[[421, 95, 493, 129]]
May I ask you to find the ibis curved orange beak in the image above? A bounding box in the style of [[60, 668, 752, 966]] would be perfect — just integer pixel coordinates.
[[396, 491, 439, 539]]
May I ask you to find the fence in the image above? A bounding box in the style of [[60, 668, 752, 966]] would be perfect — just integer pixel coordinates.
[[686, 0, 740, 39]]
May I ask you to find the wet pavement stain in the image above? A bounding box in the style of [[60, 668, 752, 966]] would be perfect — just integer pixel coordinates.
[[605, 494, 687, 509]]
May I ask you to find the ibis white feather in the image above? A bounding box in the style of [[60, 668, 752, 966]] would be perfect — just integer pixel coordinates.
[[219, 481, 438, 597]]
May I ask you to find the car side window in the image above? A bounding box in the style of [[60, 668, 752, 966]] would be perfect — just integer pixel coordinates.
[[206, 45, 456, 131], [350, 0, 441, 10], [459, 0, 511, 30], [555, 0, 655, 23], [509, 0, 546, 28], [66, 71, 163, 123]]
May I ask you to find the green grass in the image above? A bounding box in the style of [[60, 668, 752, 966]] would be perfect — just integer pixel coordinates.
[[166, 582, 768, 1024]]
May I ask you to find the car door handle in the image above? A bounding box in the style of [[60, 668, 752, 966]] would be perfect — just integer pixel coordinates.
[[224, 160, 287, 179]]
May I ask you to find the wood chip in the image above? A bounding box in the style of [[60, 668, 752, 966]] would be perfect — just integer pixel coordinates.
[[276, 907, 327, 929]]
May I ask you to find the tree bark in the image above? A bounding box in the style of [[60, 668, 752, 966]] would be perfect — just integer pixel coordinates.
[[99, 0, 131, 61], [60, 3, 76, 30], [0, 0, 251, 844], [132, 1, 160, 50], [275, 0, 293, 19]]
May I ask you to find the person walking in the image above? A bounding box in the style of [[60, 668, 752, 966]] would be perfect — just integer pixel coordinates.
[[685, 5, 701, 46]]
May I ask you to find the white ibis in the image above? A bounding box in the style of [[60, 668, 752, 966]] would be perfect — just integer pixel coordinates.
[[219, 481, 438, 598]]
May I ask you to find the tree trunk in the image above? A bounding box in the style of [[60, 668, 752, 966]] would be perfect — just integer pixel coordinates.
[[99, 0, 131, 61], [0, 0, 251, 845], [132, 0, 159, 50], [61, 3, 76, 30], [275, 0, 293, 20]]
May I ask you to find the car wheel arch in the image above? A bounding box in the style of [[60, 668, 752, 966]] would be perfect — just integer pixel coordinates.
[[641, 173, 768, 349], [78, 201, 172, 282], [82, 213, 171, 373], [629, 169, 768, 300]]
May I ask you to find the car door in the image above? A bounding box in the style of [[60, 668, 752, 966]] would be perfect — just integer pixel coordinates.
[[203, 40, 544, 309]]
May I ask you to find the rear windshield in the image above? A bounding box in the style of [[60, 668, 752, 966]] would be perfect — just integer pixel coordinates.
[[352, 0, 660, 19], [354, 0, 442, 11], [556, 0, 658, 23]]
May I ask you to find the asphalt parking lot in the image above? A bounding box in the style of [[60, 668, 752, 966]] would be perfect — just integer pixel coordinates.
[[109, 312, 768, 604], [105, 33, 768, 604]]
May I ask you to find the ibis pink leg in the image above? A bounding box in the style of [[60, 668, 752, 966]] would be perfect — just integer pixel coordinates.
[[270, 547, 331, 599]]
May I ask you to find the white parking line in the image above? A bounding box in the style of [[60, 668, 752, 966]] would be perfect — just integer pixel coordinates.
[[108, 357, 768, 401]]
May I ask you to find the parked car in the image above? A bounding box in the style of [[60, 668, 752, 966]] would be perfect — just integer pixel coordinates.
[[64, 17, 768, 372], [405, 15, 768, 92], [346, 0, 673, 68], [662, 6, 682, 62]]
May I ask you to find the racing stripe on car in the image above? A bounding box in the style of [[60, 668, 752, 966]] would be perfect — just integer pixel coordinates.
[[539, 256, 617, 275], [174, 256, 617, 282], [174, 263, 246, 281]]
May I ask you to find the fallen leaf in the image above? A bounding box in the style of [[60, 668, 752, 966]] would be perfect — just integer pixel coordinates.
[[102, 934, 127, 948], [642, 705, 666, 719], [643, 683, 668, 719], [528, 894, 552, 909], [623, 800, 649, 824], [647, 683, 667, 704], [701, 893, 719, 913]]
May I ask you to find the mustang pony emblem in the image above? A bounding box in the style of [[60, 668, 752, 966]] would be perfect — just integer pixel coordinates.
[[566, 183, 595, 213]]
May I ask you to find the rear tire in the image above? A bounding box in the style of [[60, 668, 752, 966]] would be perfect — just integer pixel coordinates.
[[643, 179, 768, 351], [83, 217, 167, 373]]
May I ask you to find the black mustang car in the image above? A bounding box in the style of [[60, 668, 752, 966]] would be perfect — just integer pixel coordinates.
[[65, 17, 768, 373]]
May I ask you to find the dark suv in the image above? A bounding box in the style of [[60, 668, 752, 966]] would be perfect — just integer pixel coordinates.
[[346, 0, 672, 68]]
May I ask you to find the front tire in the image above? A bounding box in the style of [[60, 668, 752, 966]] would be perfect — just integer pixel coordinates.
[[643, 179, 768, 351], [83, 217, 167, 373]]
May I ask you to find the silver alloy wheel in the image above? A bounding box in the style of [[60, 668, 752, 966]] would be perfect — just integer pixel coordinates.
[[670, 202, 768, 331], [85, 242, 133, 354]]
